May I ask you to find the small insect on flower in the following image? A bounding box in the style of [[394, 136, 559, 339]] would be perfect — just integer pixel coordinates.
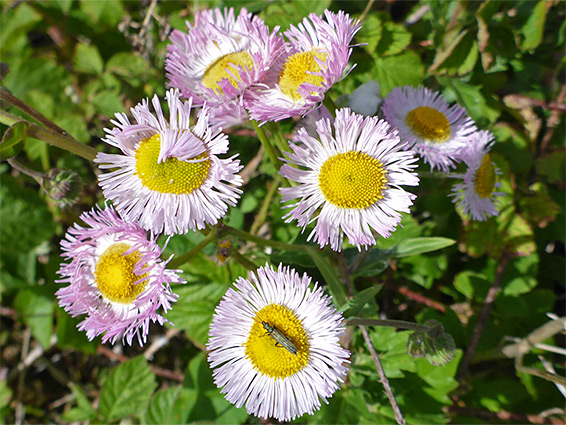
[[207, 263, 350, 421], [258, 316, 299, 356]]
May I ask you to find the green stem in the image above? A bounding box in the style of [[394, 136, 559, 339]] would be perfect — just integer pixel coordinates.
[[168, 228, 218, 269], [223, 225, 309, 252], [322, 95, 338, 116], [250, 176, 280, 235], [346, 318, 432, 333], [265, 122, 291, 155], [0, 88, 66, 134], [230, 251, 259, 271], [0, 111, 97, 161], [251, 119, 283, 170]]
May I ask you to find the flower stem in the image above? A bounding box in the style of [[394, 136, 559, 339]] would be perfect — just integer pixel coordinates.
[[0, 110, 98, 161], [346, 318, 432, 333], [250, 120, 292, 187], [168, 228, 219, 269], [223, 225, 309, 252], [322, 95, 338, 116]]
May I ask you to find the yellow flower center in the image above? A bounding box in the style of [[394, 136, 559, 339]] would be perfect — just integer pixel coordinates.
[[135, 134, 211, 195], [245, 304, 310, 379], [94, 243, 148, 304], [405, 106, 452, 142], [278, 50, 328, 102], [202, 51, 254, 94], [319, 151, 388, 209], [474, 153, 496, 198]]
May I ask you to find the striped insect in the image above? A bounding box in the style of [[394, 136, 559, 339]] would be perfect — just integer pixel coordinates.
[[256, 315, 298, 356]]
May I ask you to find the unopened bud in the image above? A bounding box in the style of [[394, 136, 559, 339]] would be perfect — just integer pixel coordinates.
[[43, 169, 82, 207]]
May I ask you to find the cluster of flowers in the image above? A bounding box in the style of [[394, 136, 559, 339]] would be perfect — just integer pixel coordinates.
[[55, 6, 503, 421]]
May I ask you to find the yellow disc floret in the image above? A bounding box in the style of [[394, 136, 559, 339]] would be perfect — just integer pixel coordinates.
[[319, 151, 388, 209], [474, 153, 496, 198], [278, 50, 328, 102], [94, 242, 148, 304], [202, 51, 254, 94], [135, 134, 211, 195], [245, 304, 310, 379], [405, 106, 452, 142]]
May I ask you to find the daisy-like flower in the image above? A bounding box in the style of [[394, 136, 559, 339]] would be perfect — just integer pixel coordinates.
[[95, 89, 243, 236], [55, 205, 185, 346], [246, 10, 361, 123], [280, 108, 419, 251], [381, 85, 478, 172], [450, 130, 503, 221], [165, 7, 285, 128], [208, 263, 349, 421]]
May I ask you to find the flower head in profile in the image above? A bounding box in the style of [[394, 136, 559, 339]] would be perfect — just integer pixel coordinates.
[[55, 205, 184, 346], [95, 89, 243, 236], [208, 263, 349, 421], [381, 85, 477, 172], [451, 130, 503, 221], [280, 108, 419, 251], [246, 10, 361, 123], [165, 7, 285, 128]]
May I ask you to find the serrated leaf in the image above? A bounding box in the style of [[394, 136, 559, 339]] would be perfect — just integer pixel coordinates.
[[0, 175, 56, 253], [14, 287, 54, 348], [166, 282, 227, 346], [99, 356, 157, 422], [341, 285, 382, 317], [0, 121, 27, 161], [73, 43, 103, 75], [358, 14, 383, 54], [372, 51, 424, 96], [91, 91, 124, 117], [535, 151, 565, 185], [61, 383, 97, 422], [393, 237, 455, 258], [106, 52, 149, 79], [146, 386, 182, 425], [374, 21, 411, 57]]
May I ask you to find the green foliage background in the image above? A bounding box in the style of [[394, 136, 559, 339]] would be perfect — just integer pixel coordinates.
[[0, 0, 564, 424]]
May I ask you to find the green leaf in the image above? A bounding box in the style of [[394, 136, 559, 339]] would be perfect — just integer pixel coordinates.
[[98, 356, 157, 422], [0, 175, 56, 254], [341, 285, 382, 318], [306, 247, 348, 308], [14, 287, 55, 348], [61, 383, 97, 422], [146, 385, 182, 425], [519, 1, 548, 51], [346, 247, 391, 278], [80, 0, 125, 27], [374, 21, 412, 57], [55, 308, 97, 354], [73, 43, 104, 75], [180, 353, 249, 424], [536, 151, 565, 185], [106, 52, 149, 79], [166, 282, 228, 346], [393, 237, 455, 258], [91, 90, 124, 117], [358, 14, 382, 54], [0, 380, 13, 409], [372, 50, 424, 96], [438, 77, 500, 127], [407, 320, 456, 366], [0, 121, 27, 161]]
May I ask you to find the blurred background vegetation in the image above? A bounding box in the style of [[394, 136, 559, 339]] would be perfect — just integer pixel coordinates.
[[0, 0, 564, 424]]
